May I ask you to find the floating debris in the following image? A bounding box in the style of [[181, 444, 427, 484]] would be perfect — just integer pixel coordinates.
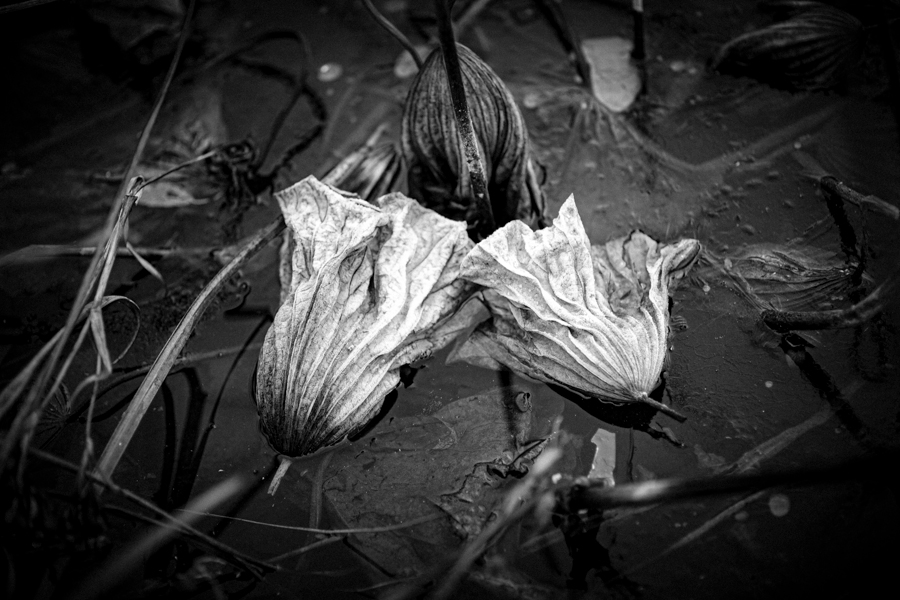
[[317, 62, 343, 82], [581, 37, 642, 112], [450, 196, 700, 416], [588, 427, 617, 485], [769, 493, 791, 517]]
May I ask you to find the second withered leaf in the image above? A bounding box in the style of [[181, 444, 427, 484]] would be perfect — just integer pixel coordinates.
[[451, 197, 700, 415], [402, 43, 547, 232]]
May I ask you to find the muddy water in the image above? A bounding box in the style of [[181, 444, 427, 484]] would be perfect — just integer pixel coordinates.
[[2, 0, 899, 599]]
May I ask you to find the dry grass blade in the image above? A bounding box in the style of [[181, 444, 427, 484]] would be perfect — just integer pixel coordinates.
[[0, 0, 198, 474], [619, 490, 766, 579], [95, 216, 286, 481], [177, 510, 441, 536], [95, 120, 408, 481], [425, 447, 563, 600], [0, 0, 61, 15], [0, 295, 139, 464], [0, 295, 135, 419], [0, 244, 200, 266], [614, 407, 835, 575], [70, 476, 245, 600], [31, 448, 275, 577], [717, 408, 833, 476]]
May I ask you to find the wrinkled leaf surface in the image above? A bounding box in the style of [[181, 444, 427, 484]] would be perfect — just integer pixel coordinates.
[[402, 43, 546, 229], [451, 196, 700, 404], [255, 177, 477, 457], [704, 243, 863, 312]]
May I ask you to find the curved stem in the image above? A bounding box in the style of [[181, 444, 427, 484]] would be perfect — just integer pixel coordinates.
[[434, 0, 494, 235], [638, 392, 686, 422], [362, 0, 423, 69], [268, 455, 293, 495]]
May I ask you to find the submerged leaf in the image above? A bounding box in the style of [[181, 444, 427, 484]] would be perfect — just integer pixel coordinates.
[[318, 388, 556, 575], [255, 177, 477, 458], [402, 43, 546, 230], [451, 196, 700, 406], [706, 244, 864, 311], [713, 3, 866, 91]]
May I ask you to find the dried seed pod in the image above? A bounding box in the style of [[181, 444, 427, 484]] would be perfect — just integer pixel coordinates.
[[402, 44, 547, 231], [256, 177, 479, 488], [713, 3, 866, 91], [450, 196, 700, 413]]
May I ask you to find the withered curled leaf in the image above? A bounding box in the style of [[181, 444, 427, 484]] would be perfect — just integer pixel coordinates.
[[712, 3, 865, 91], [705, 243, 866, 312], [255, 176, 478, 463], [450, 196, 700, 411], [402, 43, 546, 231]]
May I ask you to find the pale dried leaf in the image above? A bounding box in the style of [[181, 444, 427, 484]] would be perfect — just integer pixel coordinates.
[[451, 196, 700, 404], [256, 177, 478, 458]]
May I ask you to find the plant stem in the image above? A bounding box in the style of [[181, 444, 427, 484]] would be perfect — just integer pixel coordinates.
[[534, 0, 593, 90], [362, 0, 423, 69], [434, 0, 495, 235], [0, 0, 198, 473], [30, 448, 275, 578], [95, 215, 286, 481]]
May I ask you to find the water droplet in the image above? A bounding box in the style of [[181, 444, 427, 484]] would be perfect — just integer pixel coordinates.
[[317, 62, 343, 82], [769, 493, 790, 517], [764, 380, 773, 388], [523, 92, 540, 109]]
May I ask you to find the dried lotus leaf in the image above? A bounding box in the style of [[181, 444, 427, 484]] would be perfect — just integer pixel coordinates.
[[452, 196, 700, 407], [256, 176, 477, 460]]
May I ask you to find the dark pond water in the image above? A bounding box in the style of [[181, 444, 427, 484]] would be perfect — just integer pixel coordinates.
[[2, 1, 899, 599]]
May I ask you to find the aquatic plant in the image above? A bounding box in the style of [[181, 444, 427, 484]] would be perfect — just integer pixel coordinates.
[[708, 243, 864, 312], [402, 43, 547, 234], [713, 2, 867, 91], [451, 196, 700, 418], [255, 176, 478, 490]]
